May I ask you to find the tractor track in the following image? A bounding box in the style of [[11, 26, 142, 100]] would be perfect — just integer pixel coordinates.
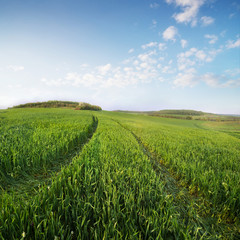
[[113, 119, 239, 240], [3, 116, 99, 198]]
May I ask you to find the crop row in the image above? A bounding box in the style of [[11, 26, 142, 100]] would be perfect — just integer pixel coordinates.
[[0, 109, 96, 186], [116, 113, 240, 223], [0, 113, 217, 239]]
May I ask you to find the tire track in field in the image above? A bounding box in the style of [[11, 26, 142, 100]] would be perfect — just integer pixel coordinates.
[[113, 119, 238, 239], [113, 120, 193, 212], [5, 116, 98, 197]]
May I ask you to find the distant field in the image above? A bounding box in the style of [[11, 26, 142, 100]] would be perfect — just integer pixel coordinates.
[[115, 109, 240, 122], [0, 108, 239, 239], [200, 121, 240, 139]]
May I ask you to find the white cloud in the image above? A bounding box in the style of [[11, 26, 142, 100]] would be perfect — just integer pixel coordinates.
[[177, 48, 197, 70], [7, 65, 24, 72], [42, 72, 101, 88], [201, 73, 220, 87], [229, 13, 235, 19], [177, 58, 195, 71], [205, 48, 223, 62], [177, 46, 222, 71], [140, 62, 149, 69], [173, 70, 240, 88], [152, 19, 157, 26], [220, 30, 226, 38], [133, 60, 139, 66], [81, 73, 99, 86], [225, 68, 240, 77], [128, 48, 134, 53], [158, 43, 167, 50], [201, 16, 215, 26], [150, 20, 158, 29], [162, 65, 175, 74], [39, 37, 236, 92], [201, 72, 240, 88], [173, 72, 197, 87], [226, 38, 240, 49], [162, 26, 178, 41], [205, 34, 218, 44], [41, 50, 163, 89], [184, 48, 197, 57], [181, 39, 188, 48], [150, 3, 159, 8], [138, 50, 156, 63], [166, 0, 205, 26], [122, 58, 132, 64], [96, 63, 112, 75], [195, 50, 206, 61], [142, 42, 158, 49]]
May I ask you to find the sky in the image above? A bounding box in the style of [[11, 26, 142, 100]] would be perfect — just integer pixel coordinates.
[[0, 0, 239, 114]]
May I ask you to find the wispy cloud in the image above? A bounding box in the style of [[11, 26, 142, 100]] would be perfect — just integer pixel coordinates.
[[67, 73, 99, 87], [202, 73, 240, 88], [174, 71, 240, 88], [138, 50, 157, 63], [226, 38, 240, 49], [150, 2, 159, 9], [173, 69, 197, 87], [162, 26, 178, 41], [229, 13, 236, 19], [40, 39, 174, 90], [142, 42, 158, 49], [128, 48, 134, 53], [165, 0, 205, 26], [177, 46, 222, 71], [96, 63, 112, 75], [159, 43, 167, 51], [205, 34, 218, 44], [40, 37, 236, 91], [201, 16, 215, 26], [7, 65, 24, 72], [181, 39, 187, 48], [151, 19, 157, 29]]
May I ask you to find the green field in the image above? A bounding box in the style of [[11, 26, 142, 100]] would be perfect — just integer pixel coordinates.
[[0, 108, 239, 239]]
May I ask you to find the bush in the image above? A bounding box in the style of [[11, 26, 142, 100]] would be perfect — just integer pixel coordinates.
[[75, 102, 102, 111]]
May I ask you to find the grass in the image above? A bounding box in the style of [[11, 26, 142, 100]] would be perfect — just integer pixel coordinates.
[[199, 121, 240, 139], [107, 112, 240, 220], [0, 108, 97, 187], [0, 108, 239, 239]]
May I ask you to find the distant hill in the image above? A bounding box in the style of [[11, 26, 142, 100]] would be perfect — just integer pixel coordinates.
[[152, 109, 205, 116], [12, 100, 102, 111], [114, 109, 240, 121], [114, 109, 206, 116], [12, 101, 80, 109]]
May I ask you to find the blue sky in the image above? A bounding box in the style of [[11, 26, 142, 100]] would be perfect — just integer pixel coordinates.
[[0, 0, 239, 113]]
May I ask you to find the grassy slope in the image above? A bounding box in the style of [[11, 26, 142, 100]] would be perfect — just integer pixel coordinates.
[[199, 121, 240, 139], [0, 109, 239, 239], [0, 108, 96, 187], [0, 109, 202, 239], [115, 109, 240, 122], [100, 111, 240, 221]]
